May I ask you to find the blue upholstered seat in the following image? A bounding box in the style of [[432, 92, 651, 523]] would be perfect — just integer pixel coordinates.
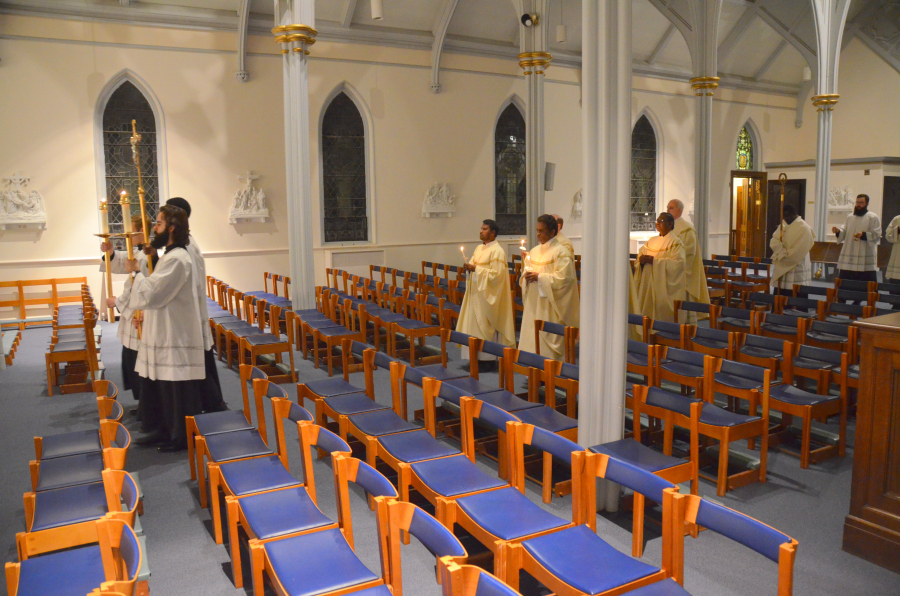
[[240, 486, 333, 541], [219, 455, 301, 496], [303, 318, 344, 330], [323, 392, 388, 416], [315, 326, 356, 337], [476, 389, 541, 412], [515, 406, 577, 433], [714, 372, 764, 390], [40, 429, 101, 459], [521, 525, 658, 595], [393, 318, 434, 330], [377, 429, 460, 463], [834, 364, 859, 379], [455, 486, 568, 540], [690, 327, 729, 350], [410, 363, 468, 383], [410, 454, 507, 497], [651, 321, 681, 341], [243, 333, 284, 345], [219, 321, 253, 330], [35, 452, 105, 492], [50, 341, 88, 352], [15, 544, 107, 596], [347, 409, 419, 437], [304, 377, 361, 398], [230, 327, 270, 339], [645, 387, 760, 427], [589, 440, 683, 474], [205, 429, 272, 463], [106, 400, 123, 421], [30, 482, 108, 531], [194, 410, 253, 436], [769, 384, 839, 407], [264, 528, 379, 596], [444, 376, 497, 395]]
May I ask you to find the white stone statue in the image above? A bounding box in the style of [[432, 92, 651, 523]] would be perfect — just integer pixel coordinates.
[[229, 170, 270, 223], [828, 186, 853, 212], [422, 182, 456, 218], [0, 172, 47, 228], [572, 188, 583, 219]]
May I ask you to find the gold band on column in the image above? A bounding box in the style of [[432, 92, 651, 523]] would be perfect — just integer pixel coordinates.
[[689, 76, 719, 97], [811, 94, 839, 112], [518, 51, 552, 74], [273, 24, 318, 55]]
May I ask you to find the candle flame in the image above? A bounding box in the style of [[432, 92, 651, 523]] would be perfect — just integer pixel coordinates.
[[100, 197, 107, 204], [120, 190, 127, 197], [460, 246, 464, 251]]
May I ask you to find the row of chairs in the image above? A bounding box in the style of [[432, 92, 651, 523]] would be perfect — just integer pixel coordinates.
[[6, 380, 146, 596], [2, 329, 21, 367], [45, 284, 103, 395]]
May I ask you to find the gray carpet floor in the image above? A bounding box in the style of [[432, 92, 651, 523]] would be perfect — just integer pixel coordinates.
[[1, 321, 898, 596]]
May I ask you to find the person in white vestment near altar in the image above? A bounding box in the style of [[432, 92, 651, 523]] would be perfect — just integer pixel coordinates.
[[100, 215, 157, 410], [457, 220, 516, 368], [832, 194, 881, 284], [770, 204, 815, 294], [552, 214, 575, 257], [518, 214, 580, 360], [127, 205, 206, 452], [165, 197, 225, 413], [632, 212, 686, 323], [885, 214, 900, 286], [666, 199, 709, 323]]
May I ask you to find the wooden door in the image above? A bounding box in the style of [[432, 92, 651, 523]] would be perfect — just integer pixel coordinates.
[[765, 179, 806, 258], [729, 171, 768, 258]]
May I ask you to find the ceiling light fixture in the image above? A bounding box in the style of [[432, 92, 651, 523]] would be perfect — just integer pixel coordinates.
[[372, 0, 383, 20], [802, 66, 812, 81], [556, 1, 566, 43]]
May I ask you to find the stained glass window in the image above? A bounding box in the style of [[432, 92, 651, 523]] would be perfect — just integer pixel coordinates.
[[102, 81, 159, 249], [494, 104, 527, 237], [630, 115, 657, 232], [736, 126, 753, 170], [322, 92, 368, 243]]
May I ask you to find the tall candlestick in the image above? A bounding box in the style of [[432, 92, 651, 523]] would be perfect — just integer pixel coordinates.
[[99, 198, 109, 234], [99, 198, 114, 322]]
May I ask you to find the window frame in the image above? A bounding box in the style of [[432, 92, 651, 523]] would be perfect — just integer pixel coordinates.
[[629, 111, 662, 233], [493, 96, 527, 239]]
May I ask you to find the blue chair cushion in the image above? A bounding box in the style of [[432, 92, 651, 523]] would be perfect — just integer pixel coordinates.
[[244, 333, 284, 345], [718, 317, 750, 329], [316, 326, 355, 337], [377, 429, 460, 463], [477, 390, 542, 413], [792, 356, 835, 370], [107, 400, 123, 421], [700, 405, 761, 427], [714, 372, 763, 391], [690, 336, 727, 350], [377, 313, 410, 323], [645, 389, 760, 428], [193, 410, 254, 437], [304, 377, 361, 398], [515, 406, 578, 433], [806, 330, 846, 343], [205, 429, 273, 463], [410, 364, 468, 383], [220, 455, 301, 496], [782, 309, 816, 319], [240, 486, 333, 540], [304, 319, 344, 330], [761, 323, 797, 336], [50, 341, 88, 352], [30, 482, 108, 531], [652, 329, 681, 341], [324, 393, 388, 416], [522, 525, 659, 595], [394, 319, 435, 331], [444, 376, 496, 396], [660, 361, 704, 379], [40, 429, 100, 459], [348, 410, 419, 437], [219, 321, 253, 330], [230, 327, 269, 338], [626, 351, 649, 367], [264, 528, 379, 596], [15, 544, 106, 596], [455, 487, 568, 541], [589, 440, 684, 474], [834, 364, 859, 379], [35, 452, 104, 492], [411, 454, 507, 497], [739, 346, 782, 360], [770, 384, 839, 407]]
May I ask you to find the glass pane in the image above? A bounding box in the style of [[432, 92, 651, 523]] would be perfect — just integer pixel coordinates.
[[630, 115, 657, 232], [494, 104, 526, 237], [736, 126, 753, 170], [322, 92, 368, 242]]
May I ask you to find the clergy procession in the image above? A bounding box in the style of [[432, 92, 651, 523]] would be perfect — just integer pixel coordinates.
[[6, 1, 900, 596]]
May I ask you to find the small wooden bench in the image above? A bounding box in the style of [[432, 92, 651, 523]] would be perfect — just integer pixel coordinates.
[[1, 277, 88, 330], [1, 330, 21, 368]]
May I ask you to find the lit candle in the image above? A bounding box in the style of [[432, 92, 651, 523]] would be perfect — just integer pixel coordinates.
[[460, 245, 467, 261], [99, 198, 109, 235], [120, 191, 132, 234]]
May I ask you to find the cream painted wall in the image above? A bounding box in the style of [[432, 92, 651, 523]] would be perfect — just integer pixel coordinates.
[[2, 15, 899, 308]]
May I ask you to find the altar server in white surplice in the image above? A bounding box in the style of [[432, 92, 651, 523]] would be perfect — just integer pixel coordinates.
[[832, 193, 882, 283], [552, 214, 575, 257], [128, 205, 206, 452], [457, 220, 516, 360], [885, 214, 900, 284], [666, 199, 709, 323], [518, 214, 580, 360], [770, 203, 815, 292], [632, 212, 686, 323]]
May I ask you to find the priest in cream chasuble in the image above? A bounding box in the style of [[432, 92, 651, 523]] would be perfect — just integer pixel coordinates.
[[518, 214, 580, 360], [632, 212, 686, 323], [770, 203, 815, 290], [667, 200, 709, 322], [457, 219, 516, 351]]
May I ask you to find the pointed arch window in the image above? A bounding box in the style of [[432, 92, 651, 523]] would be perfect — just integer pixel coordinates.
[[102, 81, 159, 247], [630, 115, 657, 232], [494, 103, 526, 236], [322, 92, 368, 243], [736, 126, 754, 170]]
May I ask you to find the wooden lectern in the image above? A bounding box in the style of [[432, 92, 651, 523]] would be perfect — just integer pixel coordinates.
[[842, 311, 900, 573]]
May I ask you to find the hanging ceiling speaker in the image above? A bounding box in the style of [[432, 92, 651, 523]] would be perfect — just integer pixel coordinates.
[[556, 24, 567, 43], [521, 13, 538, 27], [372, 0, 383, 20]]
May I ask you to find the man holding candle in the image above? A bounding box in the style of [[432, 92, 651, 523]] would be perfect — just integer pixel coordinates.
[[457, 220, 516, 365], [631, 212, 686, 323], [518, 214, 580, 360], [127, 204, 206, 452]]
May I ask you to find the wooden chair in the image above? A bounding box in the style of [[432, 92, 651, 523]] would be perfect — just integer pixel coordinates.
[[389, 294, 442, 367], [238, 305, 297, 384], [543, 360, 579, 419], [648, 320, 688, 350], [45, 314, 100, 395], [756, 312, 807, 344], [735, 333, 794, 380], [674, 300, 718, 325], [656, 346, 705, 396], [687, 327, 735, 360], [439, 561, 523, 596]]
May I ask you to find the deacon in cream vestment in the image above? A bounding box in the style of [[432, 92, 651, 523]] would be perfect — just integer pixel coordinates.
[[667, 200, 709, 323], [770, 204, 815, 290], [632, 212, 686, 323]]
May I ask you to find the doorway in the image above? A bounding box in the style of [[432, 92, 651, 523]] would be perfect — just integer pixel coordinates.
[[729, 171, 769, 258], [765, 178, 806, 258]]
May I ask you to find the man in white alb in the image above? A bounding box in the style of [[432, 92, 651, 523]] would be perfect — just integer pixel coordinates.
[[552, 214, 575, 257], [832, 194, 881, 283], [457, 220, 516, 365], [885, 214, 900, 285], [770, 203, 815, 293], [666, 199, 709, 322], [631, 212, 686, 323]]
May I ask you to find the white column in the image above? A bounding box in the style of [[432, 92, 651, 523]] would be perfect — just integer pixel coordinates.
[[687, 0, 722, 260], [516, 0, 550, 248], [579, 0, 632, 512], [810, 0, 852, 251], [274, 1, 317, 309]]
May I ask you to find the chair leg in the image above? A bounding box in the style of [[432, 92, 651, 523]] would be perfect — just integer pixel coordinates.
[[759, 426, 768, 483], [288, 347, 296, 383], [45, 353, 53, 396], [800, 411, 812, 469], [717, 438, 730, 497], [748, 393, 758, 450], [197, 440, 209, 508], [632, 491, 645, 558], [250, 541, 265, 596], [226, 497, 244, 588], [186, 417, 198, 481]]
